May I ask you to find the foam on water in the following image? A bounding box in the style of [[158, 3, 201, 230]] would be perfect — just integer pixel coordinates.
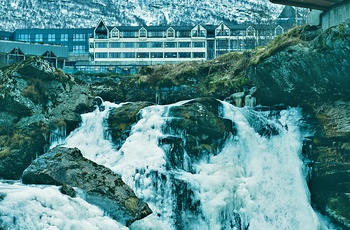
[[0, 181, 127, 229]]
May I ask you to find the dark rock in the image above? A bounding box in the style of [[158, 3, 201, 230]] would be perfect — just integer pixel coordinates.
[[0, 122, 49, 179], [60, 184, 76, 198], [247, 24, 350, 107], [15, 56, 56, 80], [305, 102, 350, 228], [22, 146, 152, 226], [161, 97, 235, 168], [107, 101, 153, 149]]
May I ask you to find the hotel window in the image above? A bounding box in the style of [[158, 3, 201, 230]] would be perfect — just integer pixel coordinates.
[[139, 28, 147, 38], [151, 52, 163, 58], [166, 28, 175, 38], [230, 40, 239, 50], [137, 52, 149, 58], [122, 31, 137, 38], [48, 34, 56, 42], [95, 21, 108, 39], [61, 34, 68, 41], [35, 34, 43, 42], [178, 52, 191, 58], [19, 34, 30, 42], [246, 26, 255, 36], [96, 42, 108, 48], [191, 25, 206, 37], [238, 30, 245, 36], [123, 52, 136, 58], [165, 42, 176, 48], [178, 31, 191, 37], [73, 34, 85, 41], [148, 31, 164, 38], [216, 24, 230, 36], [73, 45, 86, 53], [179, 42, 190, 48], [110, 29, 119, 38], [110, 42, 121, 48], [150, 42, 163, 48], [164, 52, 177, 58], [110, 52, 121, 58], [123, 42, 136, 48], [275, 25, 284, 36], [96, 52, 108, 58], [192, 42, 205, 48], [138, 42, 149, 48], [193, 52, 205, 58], [216, 40, 228, 50]]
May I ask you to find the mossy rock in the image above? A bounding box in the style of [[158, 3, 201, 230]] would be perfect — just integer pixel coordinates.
[[107, 101, 153, 148], [162, 97, 235, 162]]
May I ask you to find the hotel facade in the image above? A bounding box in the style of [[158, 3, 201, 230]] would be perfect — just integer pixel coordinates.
[[84, 18, 289, 74]]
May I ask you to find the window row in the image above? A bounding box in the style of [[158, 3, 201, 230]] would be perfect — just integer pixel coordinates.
[[95, 52, 205, 59], [93, 41, 206, 48], [17, 33, 87, 42], [100, 29, 191, 39], [98, 29, 273, 39]]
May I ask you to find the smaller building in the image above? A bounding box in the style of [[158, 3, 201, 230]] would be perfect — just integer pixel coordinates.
[[0, 40, 68, 68], [0, 31, 12, 40], [12, 28, 93, 67]]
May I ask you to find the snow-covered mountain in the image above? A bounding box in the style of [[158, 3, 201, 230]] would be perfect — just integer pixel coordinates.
[[0, 0, 285, 31]]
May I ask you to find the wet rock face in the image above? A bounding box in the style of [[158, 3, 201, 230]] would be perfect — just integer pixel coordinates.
[[107, 101, 153, 149], [160, 97, 235, 169], [306, 101, 350, 228], [22, 146, 152, 226]]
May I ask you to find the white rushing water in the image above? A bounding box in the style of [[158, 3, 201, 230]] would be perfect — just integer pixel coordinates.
[[0, 181, 127, 229], [0, 100, 338, 229]]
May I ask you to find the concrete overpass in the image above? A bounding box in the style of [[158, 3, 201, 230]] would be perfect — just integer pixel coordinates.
[[270, 0, 350, 29]]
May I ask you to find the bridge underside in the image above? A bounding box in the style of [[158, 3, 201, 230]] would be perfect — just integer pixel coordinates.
[[270, 0, 346, 10]]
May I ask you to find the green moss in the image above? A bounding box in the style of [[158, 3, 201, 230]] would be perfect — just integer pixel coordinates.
[[124, 197, 139, 214], [0, 148, 11, 158], [21, 78, 48, 104], [22, 85, 41, 103], [328, 193, 350, 219]]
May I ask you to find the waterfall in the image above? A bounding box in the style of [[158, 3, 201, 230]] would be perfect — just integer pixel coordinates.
[[49, 125, 67, 148], [0, 99, 338, 229]]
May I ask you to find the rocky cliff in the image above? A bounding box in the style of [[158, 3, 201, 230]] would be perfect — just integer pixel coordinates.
[[0, 18, 349, 228], [0, 56, 94, 179]]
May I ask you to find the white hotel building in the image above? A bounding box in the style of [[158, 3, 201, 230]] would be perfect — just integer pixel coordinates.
[[86, 15, 293, 74]]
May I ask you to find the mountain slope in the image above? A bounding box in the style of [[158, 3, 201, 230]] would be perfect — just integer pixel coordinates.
[[0, 0, 285, 31]]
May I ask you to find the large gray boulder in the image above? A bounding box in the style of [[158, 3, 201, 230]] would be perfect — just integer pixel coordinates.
[[22, 146, 152, 226]]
